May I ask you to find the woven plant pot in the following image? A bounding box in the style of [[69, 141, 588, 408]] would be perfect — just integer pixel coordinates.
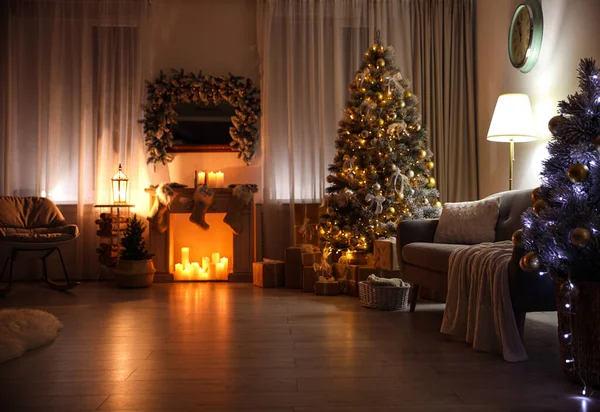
[[113, 259, 155, 288], [556, 278, 600, 389]]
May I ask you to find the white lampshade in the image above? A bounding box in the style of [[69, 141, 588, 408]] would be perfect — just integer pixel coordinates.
[[487, 93, 537, 143]]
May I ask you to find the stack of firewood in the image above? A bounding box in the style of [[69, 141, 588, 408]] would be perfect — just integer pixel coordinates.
[[95, 213, 129, 267]]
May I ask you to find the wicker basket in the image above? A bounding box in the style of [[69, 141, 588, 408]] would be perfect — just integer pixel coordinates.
[[358, 281, 410, 311], [556, 278, 600, 389]]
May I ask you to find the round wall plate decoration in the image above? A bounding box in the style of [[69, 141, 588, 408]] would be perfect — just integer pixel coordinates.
[[508, 0, 543, 73]]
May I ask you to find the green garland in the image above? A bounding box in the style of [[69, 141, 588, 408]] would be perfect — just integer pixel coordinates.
[[141, 69, 261, 165]]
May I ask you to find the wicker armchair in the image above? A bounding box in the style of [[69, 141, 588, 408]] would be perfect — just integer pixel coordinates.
[[0, 196, 80, 294]]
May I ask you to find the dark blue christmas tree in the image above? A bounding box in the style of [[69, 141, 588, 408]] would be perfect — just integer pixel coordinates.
[[520, 58, 600, 280], [519, 58, 600, 395]]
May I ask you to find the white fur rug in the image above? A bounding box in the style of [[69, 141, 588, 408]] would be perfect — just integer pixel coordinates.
[[0, 309, 63, 363]]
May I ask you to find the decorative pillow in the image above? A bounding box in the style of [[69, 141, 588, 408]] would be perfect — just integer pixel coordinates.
[[434, 198, 500, 244]]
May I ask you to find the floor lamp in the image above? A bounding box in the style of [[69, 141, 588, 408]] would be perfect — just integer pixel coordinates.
[[486, 94, 537, 190]]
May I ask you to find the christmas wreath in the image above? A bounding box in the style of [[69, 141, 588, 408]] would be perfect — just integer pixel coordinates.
[[141, 69, 261, 165]]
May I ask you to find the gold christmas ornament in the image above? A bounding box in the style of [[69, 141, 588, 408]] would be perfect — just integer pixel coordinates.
[[404, 90, 413, 99], [548, 115, 566, 133], [361, 130, 370, 138], [417, 149, 427, 160], [399, 100, 406, 108], [433, 200, 442, 208], [376, 92, 384, 101], [387, 207, 396, 215], [568, 163, 590, 183], [376, 58, 386, 68], [360, 87, 367, 93], [511, 229, 524, 248], [378, 45, 384, 53], [532, 199, 548, 215], [520, 252, 540, 272], [387, 112, 397, 121], [371, 44, 378, 51], [425, 160, 435, 170], [531, 187, 542, 202], [377, 118, 385, 127], [331, 225, 341, 235], [570, 227, 592, 247], [407, 170, 415, 178], [426, 176, 436, 188], [397, 192, 405, 201]]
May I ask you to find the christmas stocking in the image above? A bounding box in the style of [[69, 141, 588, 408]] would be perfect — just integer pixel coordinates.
[[147, 183, 173, 233], [223, 184, 254, 234], [190, 186, 214, 230]]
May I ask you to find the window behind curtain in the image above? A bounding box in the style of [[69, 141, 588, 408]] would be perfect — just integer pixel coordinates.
[[92, 25, 139, 203]]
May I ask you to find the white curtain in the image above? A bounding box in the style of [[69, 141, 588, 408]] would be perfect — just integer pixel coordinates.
[[1, 0, 151, 278], [257, 0, 411, 258]]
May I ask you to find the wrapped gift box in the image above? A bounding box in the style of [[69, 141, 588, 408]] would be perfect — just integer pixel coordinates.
[[294, 204, 325, 248], [373, 239, 400, 270], [301, 252, 322, 266], [315, 280, 340, 296], [285, 247, 304, 289], [253, 260, 285, 288], [333, 263, 376, 282], [302, 266, 319, 293], [346, 279, 359, 297]]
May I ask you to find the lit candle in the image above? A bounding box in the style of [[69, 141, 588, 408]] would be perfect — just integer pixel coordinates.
[[200, 268, 209, 280], [191, 262, 200, 279], [212, 252, 220, 264], [209, 263, 216, 280], [202, 256, 210, 272], [207, 171, 217, 188], [220, 257, 229, 276], [197, 171, 206, 187], [216, 262, 224, 280], [182, 267, 191, 280], [181, 247, 190, 266], [216, 171, 224, 188], [175, 263, 183, 280]]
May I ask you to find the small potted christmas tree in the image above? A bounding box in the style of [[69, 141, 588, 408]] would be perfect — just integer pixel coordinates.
[[113, 214, 155, 288]]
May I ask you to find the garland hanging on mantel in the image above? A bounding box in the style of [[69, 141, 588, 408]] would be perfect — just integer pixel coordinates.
[[141, 69, 261, 165]]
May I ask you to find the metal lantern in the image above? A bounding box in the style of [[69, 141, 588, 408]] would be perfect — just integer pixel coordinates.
[[111, 164, 129, 204]]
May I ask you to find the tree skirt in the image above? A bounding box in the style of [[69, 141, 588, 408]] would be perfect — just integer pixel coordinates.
[[0, 309, 62, 363]]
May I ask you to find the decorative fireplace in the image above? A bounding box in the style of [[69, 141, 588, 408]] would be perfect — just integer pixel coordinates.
[[146, 187, 256, 282]]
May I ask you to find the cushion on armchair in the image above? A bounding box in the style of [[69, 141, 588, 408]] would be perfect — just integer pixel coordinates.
[[434, 198, 500, 244], [0, 225, 79, 243], [0, 197, 66, 229]]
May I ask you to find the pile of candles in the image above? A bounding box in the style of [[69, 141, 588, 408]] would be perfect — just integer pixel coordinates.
[[196, 170, 225, 189], [174, 247, 229, 281]]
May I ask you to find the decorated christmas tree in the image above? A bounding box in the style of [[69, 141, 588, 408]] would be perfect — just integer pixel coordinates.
[[319, 34, 441, 252], [120, 215, 153, 261], [520, 58, 600, 278], [519, 58, 600, 393]]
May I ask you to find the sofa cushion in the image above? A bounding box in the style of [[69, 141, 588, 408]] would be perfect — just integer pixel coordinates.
[[0, 225, 79, 243], [434, 198, 500, 244], [402, 242, 469, 273], [0, 197, 66, 229]]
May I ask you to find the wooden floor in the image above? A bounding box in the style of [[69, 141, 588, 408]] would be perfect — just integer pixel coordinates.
[[0, 282, 593, 411]]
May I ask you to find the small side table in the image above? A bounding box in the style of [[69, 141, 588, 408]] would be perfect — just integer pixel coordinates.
[[93, 204, 135, 277]]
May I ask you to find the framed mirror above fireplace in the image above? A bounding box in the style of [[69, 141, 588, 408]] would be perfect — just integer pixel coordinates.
[[168, 102, 236, 153]]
